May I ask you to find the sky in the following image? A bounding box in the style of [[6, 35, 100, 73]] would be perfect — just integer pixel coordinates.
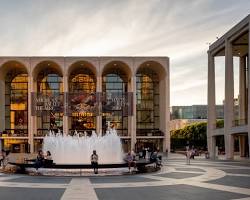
[[0, 0, 249, 106]]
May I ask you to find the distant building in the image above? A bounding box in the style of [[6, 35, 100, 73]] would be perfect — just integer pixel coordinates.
[[171, 105, 224, 120]]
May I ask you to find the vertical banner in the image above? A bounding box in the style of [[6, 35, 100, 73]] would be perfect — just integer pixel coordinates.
[[31, 92, 64, 116], [101, 92, 133, 116], [31, 92, 133, 116], [66, 92, 98, 116]]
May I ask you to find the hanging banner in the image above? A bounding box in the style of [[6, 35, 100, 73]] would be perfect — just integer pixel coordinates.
[[66, 92, 99, 116], [101, 92, 133, 116], [31, 92, 64, 116], [31, 92, 133, 116]]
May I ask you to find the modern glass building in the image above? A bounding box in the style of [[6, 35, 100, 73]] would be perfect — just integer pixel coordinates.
[[0, 57, 170, 153]]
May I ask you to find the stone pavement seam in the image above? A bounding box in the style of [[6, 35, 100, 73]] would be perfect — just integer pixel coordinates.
[[61, 178, 98, 200]]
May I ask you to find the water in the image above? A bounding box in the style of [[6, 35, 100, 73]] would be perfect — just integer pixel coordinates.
[[43, 129, 124, 164]]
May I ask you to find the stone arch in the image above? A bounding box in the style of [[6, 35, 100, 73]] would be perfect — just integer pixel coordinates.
[[32, 60, 63, 80], [102, 60, 132, 81], [135, 60, 166, 80], [0, 60, 29, 80], [67, 60, 97, 77]]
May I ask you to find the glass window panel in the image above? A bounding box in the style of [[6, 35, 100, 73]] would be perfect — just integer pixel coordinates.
[[5, 72, 28, 136], [102, 70, 128, 136], [136, 67, 160, 132], [36, 68, 63, 135]]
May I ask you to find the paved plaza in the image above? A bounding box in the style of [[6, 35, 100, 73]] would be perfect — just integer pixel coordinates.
[[0, 154, 249, 200]]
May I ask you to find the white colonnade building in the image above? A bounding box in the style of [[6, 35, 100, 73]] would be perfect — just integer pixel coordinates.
[[208, 15, 250, 159]]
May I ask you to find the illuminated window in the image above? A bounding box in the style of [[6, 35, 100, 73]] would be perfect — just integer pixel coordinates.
[[102, 70, 128, 136], [136, 67, 160, 136], [69, 67, 96, 135], [36, 68, 63, 136], [5, 70, 28, 137]]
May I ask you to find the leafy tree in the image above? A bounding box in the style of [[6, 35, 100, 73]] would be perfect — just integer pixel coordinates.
[[171, 120, 224, 150]]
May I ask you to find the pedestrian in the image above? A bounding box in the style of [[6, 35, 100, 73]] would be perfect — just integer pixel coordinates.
[[0, 149, 5, 167], [142, 148, 146, 159], [91, 150, 98, 174], [131, 149, 136, 160], [45, 151, 52, 160], [44, 151, 53, 167], [186, 146, 191, 165], [35, 150, 44, 170], [125, 151, 136, 173]]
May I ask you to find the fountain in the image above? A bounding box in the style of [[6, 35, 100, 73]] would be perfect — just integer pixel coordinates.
[[9, 122, 154, 176], [42, 123, 124, 164]]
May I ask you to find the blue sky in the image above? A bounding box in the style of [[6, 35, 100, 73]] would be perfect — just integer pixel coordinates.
[[0, 0, 249, 105]]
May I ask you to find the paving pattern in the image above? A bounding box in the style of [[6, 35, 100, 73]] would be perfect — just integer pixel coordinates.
[[0, 155, 249, 200]]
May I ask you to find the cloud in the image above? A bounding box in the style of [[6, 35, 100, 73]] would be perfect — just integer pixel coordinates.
[[0, 0, 249, 105]]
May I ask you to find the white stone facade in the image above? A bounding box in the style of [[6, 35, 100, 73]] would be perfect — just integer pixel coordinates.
[[0, 56, 170, 153], [207, 15, 250, 159]]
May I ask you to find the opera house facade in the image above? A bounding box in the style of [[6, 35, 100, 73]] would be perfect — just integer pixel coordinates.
[[0, 57, 170, 153]]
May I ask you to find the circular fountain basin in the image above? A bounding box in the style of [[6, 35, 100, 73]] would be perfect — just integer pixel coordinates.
[[9, 160, 154, 176]]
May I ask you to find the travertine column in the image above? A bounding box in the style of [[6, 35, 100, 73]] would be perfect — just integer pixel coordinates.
[[130, 76, 136, 151], [0, 78, 4, 132], [96, 76, 102, 135], [0, 74, 5, 152], [28, 75, 35, 153], [164, 65, 170, 152], [207, 52, 216, 159], [63, 75, 69, 135], [224, 40, 234, 160], [248, 28, 250, 158], [239, 56, 246, 124]]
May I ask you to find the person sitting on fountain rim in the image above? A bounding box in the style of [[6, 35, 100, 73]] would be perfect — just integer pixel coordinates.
[[126, 151, 136, 173], [44, 151, 53, 167], [45, 151, 52, 160], [91, 150, 98, 174], [35, 150, 44, 170]]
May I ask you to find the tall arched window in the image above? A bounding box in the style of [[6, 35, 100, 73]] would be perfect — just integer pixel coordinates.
[[36, 68, 63, 136], [102, 69, 128, 136], [69, 67, 96, 135], [5, 70, 28, 137], [136, 67, 160, 134]]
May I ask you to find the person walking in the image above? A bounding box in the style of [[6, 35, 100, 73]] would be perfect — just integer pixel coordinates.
[[91, 150, 98, 174], [186, 146, 191, 165]]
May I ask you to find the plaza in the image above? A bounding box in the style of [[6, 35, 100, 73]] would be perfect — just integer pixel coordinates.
[[0, 1, 250, 200], [0, 154, 250, 200]]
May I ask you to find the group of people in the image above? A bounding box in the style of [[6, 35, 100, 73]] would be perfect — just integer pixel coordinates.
[[35, 150, 52, 170], [90, 150, 138, 174]]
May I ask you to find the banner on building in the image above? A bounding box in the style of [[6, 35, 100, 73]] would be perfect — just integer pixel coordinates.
[[31, 92, 133, 116], [31, 92, 64, 116]]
